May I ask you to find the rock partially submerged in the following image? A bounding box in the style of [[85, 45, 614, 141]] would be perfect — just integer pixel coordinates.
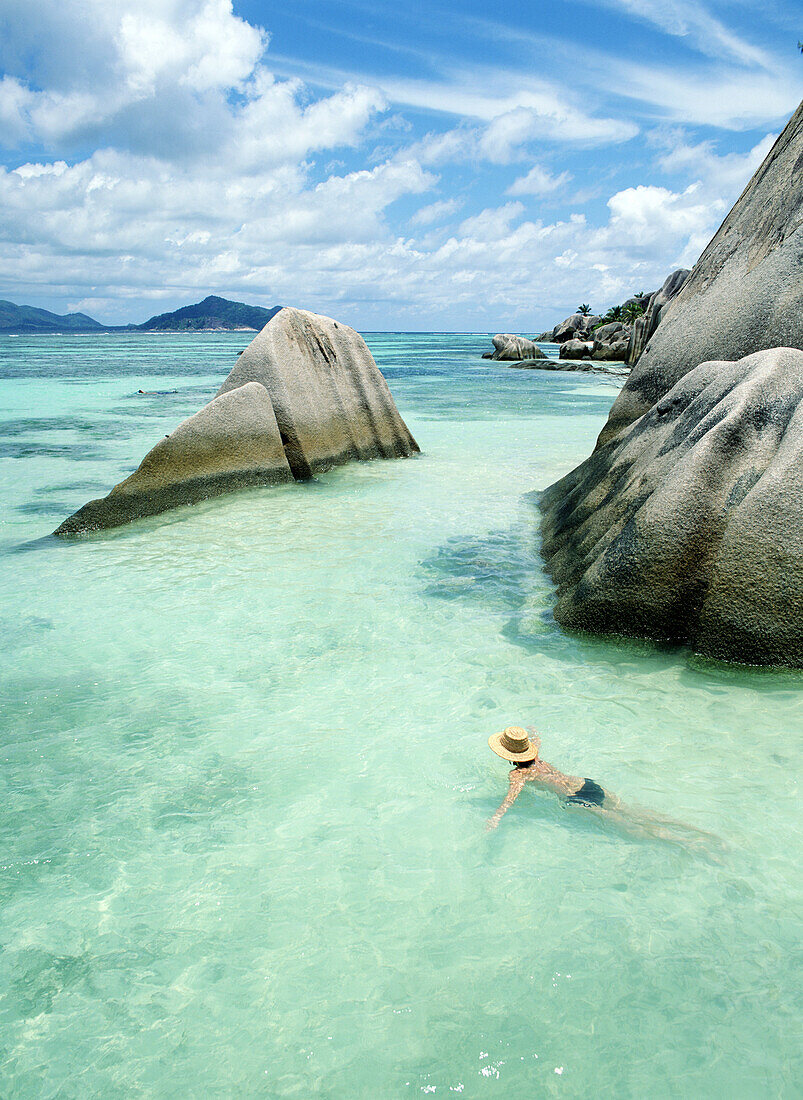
[[559, 339, 593, 361], [541, 348, 803, 665], [508, 358, 627, 375], [539, 99, 803, 665], [484, 334, 547, 361], [55, 308, 418, 535], [55, 383, 294, 535]]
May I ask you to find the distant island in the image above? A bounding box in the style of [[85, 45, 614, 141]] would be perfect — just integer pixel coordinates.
[[137, 296, 282, 332], [0, 299, 104, 335], [0, 294, 282, 335]]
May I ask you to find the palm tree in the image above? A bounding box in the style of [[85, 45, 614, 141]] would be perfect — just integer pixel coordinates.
[[622, 302, 646, 323], [592, 304, 624, 331], [577, 303, 592, 315]]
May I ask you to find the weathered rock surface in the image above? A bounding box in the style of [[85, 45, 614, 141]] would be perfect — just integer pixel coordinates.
[[54, 382, 294, 535], [217, 307, 419, 478], [609, 100, 803, 438], [55, 308, 418, 534], [539, 100, 803, 665], [590, 321, 630, 362], [592, 322, 627, 343], [552, 313, 600, 343], [540, 348, 803, 665], [592, 338, 630, 361], [559, 338, 593, 360], [625, 269, 690, 367], [486, 334, 547, 361]]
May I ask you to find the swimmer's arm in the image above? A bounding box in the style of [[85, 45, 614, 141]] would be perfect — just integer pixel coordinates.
[[487, 770, 526, 830]]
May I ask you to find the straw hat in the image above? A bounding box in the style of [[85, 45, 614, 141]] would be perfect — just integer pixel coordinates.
[[488, 726, 538, 762]]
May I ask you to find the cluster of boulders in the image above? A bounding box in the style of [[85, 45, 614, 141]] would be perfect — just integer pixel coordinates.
[[483, 274, 690, 370], [539, 97, 803, 667], [539, 308, 638, 367], [534, 274, 689, 366], [558, 320, 631, 363], [55, 308, 419, 535]]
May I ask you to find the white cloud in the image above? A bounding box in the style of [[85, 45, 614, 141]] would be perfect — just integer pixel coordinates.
[[0, 1, 269, 145], [0, 117, 778, 328], [0, 0, 794, 330], [462, 11, 802, 133], [376, 77, 639, 154], [262, 51, 640, 156], [656, 131, 777, 191], [230, 76, 386, 171], [0, 76, 35, 142], [612, 63, 802, 130], [595, 0, 772, 68], [410, 199, 462, 226], [507, 165, 573, 196], [457, 202, 525, 242], [117, 0, 265, 94]]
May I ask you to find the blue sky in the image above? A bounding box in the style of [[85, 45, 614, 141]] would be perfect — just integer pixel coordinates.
[[0, 0, 801, 329]]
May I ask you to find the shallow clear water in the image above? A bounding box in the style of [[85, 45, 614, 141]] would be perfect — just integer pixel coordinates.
[[0, 333, 800, 1098]]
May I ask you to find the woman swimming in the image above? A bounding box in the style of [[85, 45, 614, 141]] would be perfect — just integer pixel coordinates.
[[487, 726, 723, 854], [487, 727, 620, 829]]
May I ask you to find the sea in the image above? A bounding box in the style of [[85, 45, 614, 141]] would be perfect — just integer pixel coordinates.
[[0, 332, 800, 1097]]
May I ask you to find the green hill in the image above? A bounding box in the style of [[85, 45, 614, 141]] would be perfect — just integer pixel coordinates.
[[137, 296, 282, 331], [0, 300, 104, 334], [0, 294, 283, 334]]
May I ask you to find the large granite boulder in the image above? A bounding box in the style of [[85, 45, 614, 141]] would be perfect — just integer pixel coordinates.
[[540, 348, 803, 665], [625, 269, 690, 367], [593, 321, 627, 343], [216, 307, 419, 477], [609, 99, 803, 439], [559, 338, 593, 360], [538, 98, 803, 666], [486, 334, 547, 361], [54, 383, 293, 535], [55, 308, 419, 535], [590, 321, 630, 362], [591, 338, 630, 362], [553, 313, 600, 342]]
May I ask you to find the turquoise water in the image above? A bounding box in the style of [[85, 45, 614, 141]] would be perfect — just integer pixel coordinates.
[[0, 333, 800, 1098]]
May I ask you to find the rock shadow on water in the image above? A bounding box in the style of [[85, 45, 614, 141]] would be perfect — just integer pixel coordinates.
[[8, 947, 96, 1019], [0, 439, 109, 461], [418, 523, 742, 672], [0, 613, 54, 649], [419, 526, 559, 648]]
